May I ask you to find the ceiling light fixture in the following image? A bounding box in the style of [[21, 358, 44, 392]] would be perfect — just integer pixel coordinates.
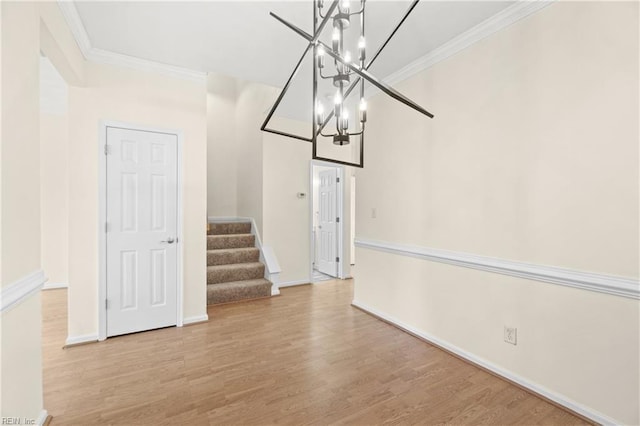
[[261, 0, 434, 168]]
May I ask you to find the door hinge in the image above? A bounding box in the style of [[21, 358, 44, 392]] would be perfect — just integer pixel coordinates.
[[336, 256, 340, 262], [105, 222, 109, 233], [105, 299, 109, 310], [336, 217, 340, 223], [336, 177, 340, 183], [104, 145, 111, 155]]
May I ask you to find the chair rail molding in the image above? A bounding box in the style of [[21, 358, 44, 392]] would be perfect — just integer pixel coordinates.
[[1, 270, 47, 313], [355, 238, 639, 300]]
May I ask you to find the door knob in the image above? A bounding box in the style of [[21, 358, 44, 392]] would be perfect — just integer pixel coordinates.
[[161, 237, 175, 244]]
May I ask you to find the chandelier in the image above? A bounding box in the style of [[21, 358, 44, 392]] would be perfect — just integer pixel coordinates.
[[261, 0, 434, 168]]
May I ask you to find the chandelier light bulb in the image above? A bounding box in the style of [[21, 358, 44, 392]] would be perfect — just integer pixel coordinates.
[[332, 28, 340, 52], [359, 99, 367, 123], [317, 45, 325, 68], [344, 51, 352, 64], [334, 92, 342, 105], [358, 36, 366, 61], [340, 0, 350, 13], [316, 103, 325, 125], [341, 109, 349, 130]]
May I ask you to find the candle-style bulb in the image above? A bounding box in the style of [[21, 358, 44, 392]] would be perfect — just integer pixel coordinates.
[[341, 109, 349, 131], [317, 45, 325, 68], [316, 103, 325, 125], [359, 99, 367, 123], [358, 36, 366, 61], [332, 28, 340, 52], [334, 92, 342, 116], [340, 0, 350, 13], [344, 51, 351, 64]]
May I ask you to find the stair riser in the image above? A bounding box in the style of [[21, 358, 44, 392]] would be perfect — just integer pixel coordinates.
[[207, 265, 265, 285], [207, 282, 271, 305], [207, 249, 260, 266], [208, 222, 251, 235], [207, 235, 255, 250]]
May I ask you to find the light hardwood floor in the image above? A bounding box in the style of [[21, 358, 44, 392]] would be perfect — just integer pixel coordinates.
[[42, 281, 589, 425]]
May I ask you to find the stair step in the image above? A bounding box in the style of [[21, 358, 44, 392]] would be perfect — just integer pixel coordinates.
[[207, 262, 265, 285], [208, 222, 252, 235], [208, 247, 260, 266], [207, 234, 255, 250], [207, 278, 272, 305]]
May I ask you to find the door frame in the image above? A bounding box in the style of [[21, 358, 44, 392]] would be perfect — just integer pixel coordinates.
[[98, 120, 184, 341], [309, 159, 345, 282]]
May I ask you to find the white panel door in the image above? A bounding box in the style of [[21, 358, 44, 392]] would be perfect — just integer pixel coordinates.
[[318, 168, 338, 276], [106, 126, 178, 337]]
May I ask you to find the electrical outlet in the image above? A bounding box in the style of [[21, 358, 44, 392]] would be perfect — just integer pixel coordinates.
[[504, 326, 517, 345]]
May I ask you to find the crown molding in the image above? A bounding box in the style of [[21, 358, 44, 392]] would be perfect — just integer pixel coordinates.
[[355, 238, 639, 300], [87, 48, 207, 83], [56, 1, 207, 84], [369, 0, 555, 97], [56, 0, 91, 58]]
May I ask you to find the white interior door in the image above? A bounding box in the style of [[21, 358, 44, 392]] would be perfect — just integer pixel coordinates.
[[106, 126, 178, 337], [317, 168, 338, 276]]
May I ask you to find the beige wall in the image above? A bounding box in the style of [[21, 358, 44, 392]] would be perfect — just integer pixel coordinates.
[[234, 81, 278, 236], [263, 116, 311, 284], [67, 61, 208, 338], [207, 73, 238, 217], [1, 1, 49, 421], [353, 2, 639, 424], [40, 113, 69, 285]]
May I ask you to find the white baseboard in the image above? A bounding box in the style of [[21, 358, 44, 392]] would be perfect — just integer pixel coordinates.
[[65, 333, 98, 347], [183, 314, 208, 325], [43, 282, 68, 290], [37, 409, 49, 426], [278, 279, 311, 288], [352, 299, 618, 426]]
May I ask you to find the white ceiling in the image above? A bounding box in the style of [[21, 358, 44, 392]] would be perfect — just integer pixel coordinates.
[[73, 1, 515, 121]]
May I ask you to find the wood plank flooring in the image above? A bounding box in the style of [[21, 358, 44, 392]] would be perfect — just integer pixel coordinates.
[[42, 281, 589, 425]]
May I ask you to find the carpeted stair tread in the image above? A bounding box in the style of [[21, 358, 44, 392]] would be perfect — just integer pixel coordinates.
[[207, 233, 255, 250], [207, 262, 265, 284], [208, 222, 252, 235], [207, 247, 260, 266], [207, 279, 272, 305]]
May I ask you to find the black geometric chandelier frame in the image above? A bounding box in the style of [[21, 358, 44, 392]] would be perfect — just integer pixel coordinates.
[[261, 0, 434, 168]]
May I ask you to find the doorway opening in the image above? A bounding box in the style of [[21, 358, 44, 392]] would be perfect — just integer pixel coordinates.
[[309, 160, 350, 283]]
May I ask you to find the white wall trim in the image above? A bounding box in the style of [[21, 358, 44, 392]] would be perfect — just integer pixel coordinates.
[[56, 1, 206, 84], [1, 270, 47, 313], [65, 333, 98, 347], [355, 238, 639, 300], [369, 0, 555, 98], [37, 409, 49, 426], [278, 279, 310, 288], [42, 282, 68, 290], [183, 314, 209, 325], [352, 299, 619, 426]]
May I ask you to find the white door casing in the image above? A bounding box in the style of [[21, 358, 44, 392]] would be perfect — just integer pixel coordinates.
[[105, 126, 178, 337], [317, 168, 338, 277]]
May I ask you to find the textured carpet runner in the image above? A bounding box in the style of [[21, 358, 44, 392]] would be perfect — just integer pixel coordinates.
[[207, 222, 272, 305]]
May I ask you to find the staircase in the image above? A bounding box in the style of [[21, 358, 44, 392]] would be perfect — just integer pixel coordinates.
[[207, 222, 273, 305]]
